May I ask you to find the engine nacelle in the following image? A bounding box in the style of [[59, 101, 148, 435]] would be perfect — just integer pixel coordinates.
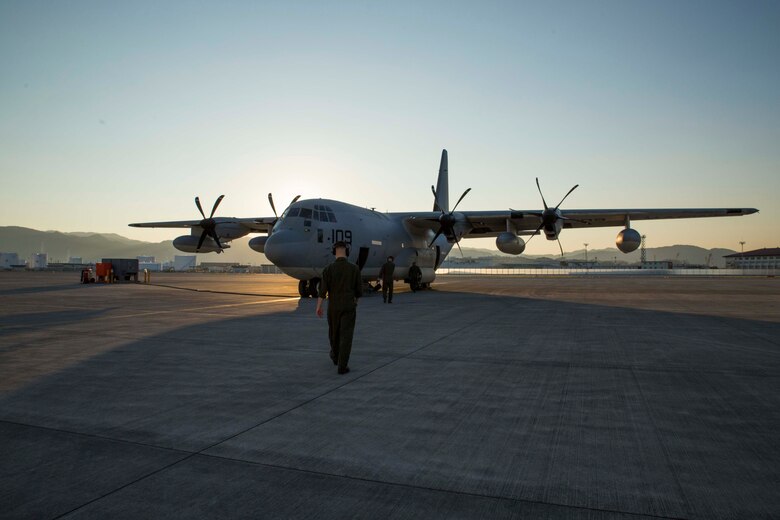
[[248, 236, 269, 254], [214, 222, 249, 240], [496, 232, 526, 255], [173, 235, 227, 253], [616, 228, 641, 253]]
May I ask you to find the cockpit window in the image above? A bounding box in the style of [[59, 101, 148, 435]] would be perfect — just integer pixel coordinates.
[[281, 205, 336, 222]]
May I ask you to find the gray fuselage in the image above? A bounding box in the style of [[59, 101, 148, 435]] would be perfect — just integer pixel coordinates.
[[264, 199, 452, 282]]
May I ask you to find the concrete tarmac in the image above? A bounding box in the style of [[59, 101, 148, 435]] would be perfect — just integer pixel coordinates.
[[1, 271, 779, 519]]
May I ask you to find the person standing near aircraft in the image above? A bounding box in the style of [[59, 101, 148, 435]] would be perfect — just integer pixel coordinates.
[[379, 256, 395, 303], [408, 261, 422, 292], [316, 241, 362, 374]]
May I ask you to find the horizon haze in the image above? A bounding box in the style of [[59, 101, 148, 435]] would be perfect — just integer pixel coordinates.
[[1, 2, 777, 256]]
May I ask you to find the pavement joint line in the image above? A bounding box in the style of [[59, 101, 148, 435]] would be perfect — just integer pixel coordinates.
[[0, 418, 194, 456], [192, 452, 691, 520], [52, 452, 200, 519], [48, 303, 509, 518], [201, 300, 511, 453], [8, 275, 776, 518], [7, 414, 688, 520], [629, 367, 693, 519], [407, 355, 780, 377]]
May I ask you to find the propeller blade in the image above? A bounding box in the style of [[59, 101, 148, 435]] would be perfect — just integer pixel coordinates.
[[289, 195, 301, 207], [557, 238, 565, 257], [429, 227, 444, 248], [524, 222, 545, 247], [268, 193, 278, 218], [209, 195, 225, 218], [455, 238, 464, 257], [451, 188, 471, 213], [554, 184, 579, 211], [210, 230, 223, 250], [535, 178, 549, 210], [431, 185, 444, 214], [195, 197, 206, 219], [196, 228, 208, 251]]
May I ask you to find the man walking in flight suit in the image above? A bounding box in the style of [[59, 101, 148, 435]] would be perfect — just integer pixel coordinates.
[[379, 256, 395, 303], [316, 241, 362, 374]]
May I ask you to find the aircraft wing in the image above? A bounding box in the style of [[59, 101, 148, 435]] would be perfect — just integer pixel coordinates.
[[465, 208, 759, 237], [129, 217, 275, 233], [129, 219, 203, 228], [402, 213, 446, 233], [403, 208, 758, 239]]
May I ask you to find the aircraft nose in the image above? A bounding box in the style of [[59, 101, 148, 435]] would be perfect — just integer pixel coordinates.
[[264, 230, 309, 266]]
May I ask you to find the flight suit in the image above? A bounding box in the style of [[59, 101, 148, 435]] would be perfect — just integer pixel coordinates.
[[319, 257, 363, 372], [379, 259, 395, 303]]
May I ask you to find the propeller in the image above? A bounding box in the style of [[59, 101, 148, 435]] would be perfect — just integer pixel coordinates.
[[429, 185, 471, 256], [195, 195, 225, 251], [521, 178, 589, 257], [268, 193, 301, 224]]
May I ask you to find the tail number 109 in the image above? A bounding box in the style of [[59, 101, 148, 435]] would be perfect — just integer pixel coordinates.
[[331, 229, 352, 245]]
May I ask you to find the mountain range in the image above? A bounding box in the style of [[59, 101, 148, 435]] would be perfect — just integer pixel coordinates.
[[0, 226, 736, 267]]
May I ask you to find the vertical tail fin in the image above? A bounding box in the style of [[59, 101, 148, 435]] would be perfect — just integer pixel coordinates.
[[434, 149, 449, 212]]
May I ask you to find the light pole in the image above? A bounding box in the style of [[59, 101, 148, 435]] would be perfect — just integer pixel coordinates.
[[739, 241, 745, 254], [583, 243, 589, 267]]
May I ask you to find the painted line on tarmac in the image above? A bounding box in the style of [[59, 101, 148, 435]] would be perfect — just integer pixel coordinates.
[[108, 297, 302, 320]]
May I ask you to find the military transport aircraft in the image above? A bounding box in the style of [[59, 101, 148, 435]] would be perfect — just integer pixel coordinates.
[[130, 150, 758, 297]]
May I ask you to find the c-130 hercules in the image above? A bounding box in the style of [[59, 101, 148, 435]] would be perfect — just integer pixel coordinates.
[[130, 150, 758, 297]]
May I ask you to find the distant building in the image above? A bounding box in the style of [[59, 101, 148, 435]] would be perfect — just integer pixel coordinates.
[[137, 255, 155, 263], [173, 255, 196, 271], [640, 261, 674, 269], [253, 264, 283, 274], [68, 257, 83, 264], [1, 252, 20, 269], [200, 262, 241, 273], [31, 253, 48, 270], [724, 248, 780, 269], [139, 262, 162, 272], [47, 262, 90, 271]]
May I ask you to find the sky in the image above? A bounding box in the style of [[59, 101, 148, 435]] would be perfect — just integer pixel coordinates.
[[1, 0, 778, 256]]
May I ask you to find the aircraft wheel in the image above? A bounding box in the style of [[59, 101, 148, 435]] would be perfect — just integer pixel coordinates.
[[298, 280, 308, 297]]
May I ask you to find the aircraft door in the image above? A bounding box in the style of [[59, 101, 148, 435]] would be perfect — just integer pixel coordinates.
[[357, 247, 369, 271]]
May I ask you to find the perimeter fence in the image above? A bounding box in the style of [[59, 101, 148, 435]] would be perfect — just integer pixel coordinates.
[[436, 267, 778, 277]]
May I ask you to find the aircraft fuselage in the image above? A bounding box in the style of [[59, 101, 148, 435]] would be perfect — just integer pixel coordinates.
[[263, 199, 450, 282]]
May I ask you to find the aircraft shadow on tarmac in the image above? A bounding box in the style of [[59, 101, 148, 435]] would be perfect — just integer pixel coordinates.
[[0, 308, 114, 337], [1, 291, 779, 519]]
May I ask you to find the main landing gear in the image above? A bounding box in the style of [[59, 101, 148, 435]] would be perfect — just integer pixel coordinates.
[[298, 278, 320, 298]]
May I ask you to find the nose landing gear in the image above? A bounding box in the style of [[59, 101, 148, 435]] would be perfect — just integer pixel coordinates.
[[298, 278, 321, 298]]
